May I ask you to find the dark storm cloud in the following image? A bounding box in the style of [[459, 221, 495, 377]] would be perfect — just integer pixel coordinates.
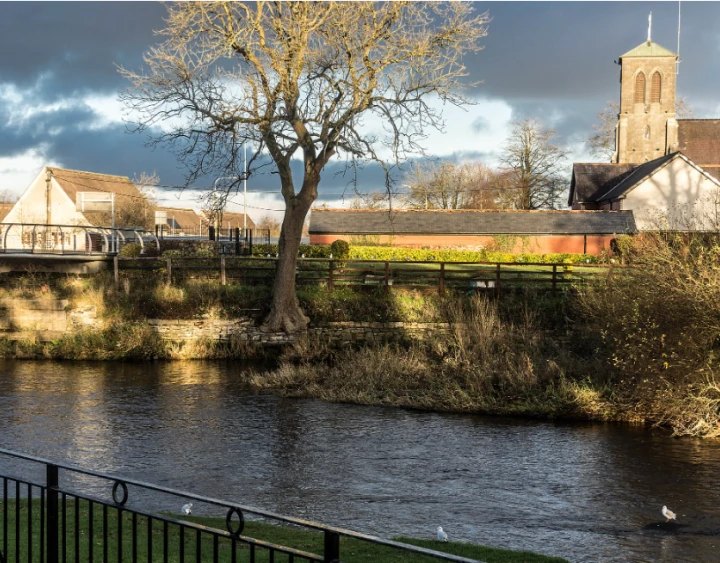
[[1, 1, 719, 199], [0, 2, 164, 100], [472, 2, 720, 108]]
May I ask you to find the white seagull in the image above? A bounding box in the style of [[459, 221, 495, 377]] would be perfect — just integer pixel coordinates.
[[661, 505, 676, 522], [436, 526, 448, 542], [182, 503, 193, 516]]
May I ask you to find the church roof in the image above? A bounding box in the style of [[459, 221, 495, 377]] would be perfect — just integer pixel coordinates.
[[571, 153, 720, 205], [569, 163, 636, 206], [595, 153, 677, 201], [620, 41, 677, 59]]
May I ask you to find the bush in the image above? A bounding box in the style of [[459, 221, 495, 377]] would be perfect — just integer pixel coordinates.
[[577, 231, 720, 436], [118, 243, 142, 257], [330, 239, 350, 259]]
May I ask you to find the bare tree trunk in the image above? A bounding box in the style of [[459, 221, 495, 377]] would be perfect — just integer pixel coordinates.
[[260, 191, 315, 333]]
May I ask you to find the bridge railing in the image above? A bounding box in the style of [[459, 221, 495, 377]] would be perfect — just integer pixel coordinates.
[[0, 448, 483, 563], [0, 223, 159, 256]]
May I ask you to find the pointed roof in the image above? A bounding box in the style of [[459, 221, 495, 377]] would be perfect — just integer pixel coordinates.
[[572, 153, 720, 205], [620, 40, 677, 59], [47, 167, 142, 204]]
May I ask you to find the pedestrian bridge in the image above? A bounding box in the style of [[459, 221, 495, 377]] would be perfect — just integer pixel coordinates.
[[0, 223, 159, 274]]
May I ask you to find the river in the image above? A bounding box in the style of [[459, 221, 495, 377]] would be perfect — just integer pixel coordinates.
[[0, 360, 718, 563]]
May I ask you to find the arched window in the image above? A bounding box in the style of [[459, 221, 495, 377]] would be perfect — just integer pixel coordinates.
[[634, 72, 646, 104], [651, 72, 661, 103]]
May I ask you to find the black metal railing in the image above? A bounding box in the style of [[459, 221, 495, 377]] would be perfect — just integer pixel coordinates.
[[0, 448, 482, 563]]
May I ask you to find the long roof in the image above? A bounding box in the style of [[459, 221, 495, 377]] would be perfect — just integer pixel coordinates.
[[48, 167, 142, 204], [310, 209, 636, 236]]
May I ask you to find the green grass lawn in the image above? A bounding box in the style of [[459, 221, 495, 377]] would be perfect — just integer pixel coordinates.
[[0, 499, 569, 563]]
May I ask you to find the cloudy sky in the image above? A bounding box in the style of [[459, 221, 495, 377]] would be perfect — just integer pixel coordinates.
[[1, 1, 719, 219]]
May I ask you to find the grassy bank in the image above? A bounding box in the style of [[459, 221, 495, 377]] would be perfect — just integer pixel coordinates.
[[0, 499, 569, 563]]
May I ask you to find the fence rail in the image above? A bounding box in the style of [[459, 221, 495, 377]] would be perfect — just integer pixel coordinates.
[[0, 448, 482, 563], [116, 256, 618, 295]]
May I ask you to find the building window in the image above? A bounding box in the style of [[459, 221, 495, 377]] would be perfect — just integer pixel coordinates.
[[644, 125, 651, 140], [634, 72, 646, 104], [650, 72, 661, 103]]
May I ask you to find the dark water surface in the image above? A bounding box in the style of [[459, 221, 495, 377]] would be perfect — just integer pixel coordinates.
[[0, 360, 719, 563]]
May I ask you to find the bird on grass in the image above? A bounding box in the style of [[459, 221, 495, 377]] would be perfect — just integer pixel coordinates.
[[662, 506, 676, 522], [182, 503, 193, 516], [436, 526, 448, 542]]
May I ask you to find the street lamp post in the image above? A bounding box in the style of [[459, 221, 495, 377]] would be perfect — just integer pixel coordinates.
[[214, 143, 248, 235]]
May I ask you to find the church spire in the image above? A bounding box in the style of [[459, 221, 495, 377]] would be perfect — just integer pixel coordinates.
[[647, 11, 652, 43]]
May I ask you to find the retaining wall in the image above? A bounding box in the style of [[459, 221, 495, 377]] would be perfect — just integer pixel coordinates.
[[0, 299, 450, 344]]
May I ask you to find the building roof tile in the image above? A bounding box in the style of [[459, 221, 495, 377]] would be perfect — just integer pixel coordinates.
[[310, 209, 636, 236]]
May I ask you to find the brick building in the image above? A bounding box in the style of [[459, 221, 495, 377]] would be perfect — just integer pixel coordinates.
[[309, 209, 636, 255]]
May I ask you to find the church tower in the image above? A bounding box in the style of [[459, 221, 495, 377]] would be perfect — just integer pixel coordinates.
[[613, 27, 679, 164]]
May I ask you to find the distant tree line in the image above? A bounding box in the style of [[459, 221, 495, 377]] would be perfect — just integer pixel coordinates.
[[354, 117, 569, 211]]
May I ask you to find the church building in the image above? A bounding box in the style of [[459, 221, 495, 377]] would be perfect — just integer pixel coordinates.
[[569, 31, 720, 230]]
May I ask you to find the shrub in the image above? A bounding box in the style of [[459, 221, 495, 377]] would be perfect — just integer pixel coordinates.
[[330, 239, 350, 259], [118, 243, 142, 257]]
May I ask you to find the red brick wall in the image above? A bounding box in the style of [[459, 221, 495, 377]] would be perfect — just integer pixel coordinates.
[[309, 234, 614, 255]]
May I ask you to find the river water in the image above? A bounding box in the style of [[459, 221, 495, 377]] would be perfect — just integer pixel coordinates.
[[0, 360, 718, 563]]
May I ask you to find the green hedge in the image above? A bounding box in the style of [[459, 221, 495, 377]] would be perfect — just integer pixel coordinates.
[[251, 243, 597, 263], [348, 246, 598, 264]]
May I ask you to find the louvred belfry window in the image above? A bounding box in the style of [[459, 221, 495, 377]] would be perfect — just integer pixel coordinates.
[[651, 72, 661, 103], [635, 73, 646, 104]]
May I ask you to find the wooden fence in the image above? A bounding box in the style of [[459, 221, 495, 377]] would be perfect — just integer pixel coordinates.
[[115, 256, 618, 295]]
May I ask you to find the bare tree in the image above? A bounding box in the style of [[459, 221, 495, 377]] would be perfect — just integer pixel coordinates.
[[402, 161, 466, 209], [349, 192, 390, 210], [588, 97, 695, 161], [500, 118, 568, 209], [588, 101, 619, 161], [461, 163, 512, 210], [0, 189, 17, 205], [120, 1, 489, 332], [255, 214, 281, 237]]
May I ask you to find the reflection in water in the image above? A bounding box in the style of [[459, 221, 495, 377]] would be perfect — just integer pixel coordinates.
[[0, 360, 718, 563]]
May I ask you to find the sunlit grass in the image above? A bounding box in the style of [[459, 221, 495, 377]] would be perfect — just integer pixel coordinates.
[[0, 499, 569, 563]]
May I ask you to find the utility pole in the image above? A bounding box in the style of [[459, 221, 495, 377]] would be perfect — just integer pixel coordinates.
[[45, 168, 52, 226]]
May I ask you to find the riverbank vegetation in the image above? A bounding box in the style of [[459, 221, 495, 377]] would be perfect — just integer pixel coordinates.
[[1, 499, 569, 563], [1, 232, 719, 437]]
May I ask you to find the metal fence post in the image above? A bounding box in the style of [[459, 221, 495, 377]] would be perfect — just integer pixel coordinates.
[[323, 531, 340, 563], [46, 463, 59, 563], [552, 264, 557, 293], [328, 260, 334, 293], [495, 263, 501, 298], [114, 255, 119, 288], [166, 257, 172, 286], [384, 261, 390, 292], [221, 256, 226, 286]]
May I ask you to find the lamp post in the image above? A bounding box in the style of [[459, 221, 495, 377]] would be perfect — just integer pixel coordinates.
[[213, 143, 248, 234]]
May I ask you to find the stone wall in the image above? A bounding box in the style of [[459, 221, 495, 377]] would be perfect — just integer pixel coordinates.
[[0, 298, 68, 340], [0, 299, 450, 344], [147, 318, 451, 344]]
